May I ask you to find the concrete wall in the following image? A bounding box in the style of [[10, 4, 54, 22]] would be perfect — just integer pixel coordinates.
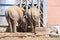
[[46, 0, 60, 25]]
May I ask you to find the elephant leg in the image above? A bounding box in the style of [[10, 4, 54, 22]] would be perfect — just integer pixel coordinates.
[[30, 19, 34, 33], [34, 26, 36, 34], [32, 21, 36, 34], [6, 16, 12, 32], [9, 19, 12, 32], [24, 23, 27, 32], [29, 19, 34, 33], [13, 21, 17, 33], [32, 25, 35, 34], [33, 22, 36, 34], [31, 23, 34, 33]]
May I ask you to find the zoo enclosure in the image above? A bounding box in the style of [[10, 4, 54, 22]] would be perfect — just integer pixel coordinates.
[[0, 0, 46, 27]]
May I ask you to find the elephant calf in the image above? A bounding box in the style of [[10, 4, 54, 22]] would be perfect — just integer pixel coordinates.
[[5, 6, 27, 32], [27, 6, 41, 34]]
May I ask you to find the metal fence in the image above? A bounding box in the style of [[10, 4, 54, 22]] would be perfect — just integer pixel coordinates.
[[18, 0, 46, 27], [0, 0, 46, 27]]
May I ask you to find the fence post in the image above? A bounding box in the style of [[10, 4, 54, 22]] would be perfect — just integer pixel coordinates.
[[32, 0, 34, 7], [37, 0, 40, 10], [43, 0, 46, 27], [37, 0, 40, 27], [20, 0, 22, 7], [26, 0, 28, 13]]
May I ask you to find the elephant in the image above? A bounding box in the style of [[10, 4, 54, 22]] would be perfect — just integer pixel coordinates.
[[27, 6, 41, 34], [5, 6, 27, 32]]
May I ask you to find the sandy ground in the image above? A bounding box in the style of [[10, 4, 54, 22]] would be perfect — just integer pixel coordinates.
[[0, 27, 59, 40], [0, 32, 59, 40], [0, 36, 59, 40]]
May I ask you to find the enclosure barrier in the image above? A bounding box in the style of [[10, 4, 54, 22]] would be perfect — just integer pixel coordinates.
[[0, 0, 18, 26], [0, 0, 46, 27], [19, 0, 46, 27]]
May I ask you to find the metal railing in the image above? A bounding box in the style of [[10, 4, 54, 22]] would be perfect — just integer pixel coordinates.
[[0, 0, 46, 27]]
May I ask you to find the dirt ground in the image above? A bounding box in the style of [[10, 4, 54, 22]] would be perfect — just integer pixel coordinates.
[[0, 36, 59, 40], [0, 27, 59, 40], [0, 32, 59, 40]]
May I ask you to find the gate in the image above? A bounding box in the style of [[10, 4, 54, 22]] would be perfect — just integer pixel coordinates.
[[0, 0, 46, 27]]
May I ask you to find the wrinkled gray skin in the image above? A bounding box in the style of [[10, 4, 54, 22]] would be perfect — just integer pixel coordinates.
[[27, 6, 41, 34], [5, 6, 27, 32]]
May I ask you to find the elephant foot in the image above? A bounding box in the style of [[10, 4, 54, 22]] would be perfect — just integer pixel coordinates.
[[13, 30, 17, 33], [10, 30, 12, 33]]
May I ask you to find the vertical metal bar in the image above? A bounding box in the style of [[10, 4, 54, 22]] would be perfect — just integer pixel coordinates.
[[37, 0, 40, 10], [0, 0, 18, 26], [26, 0, 28, 13], [32, 0, 34, 7], [37, 0, 40, 27], [43, 0, 46, 27], [20, 0, 22, 7]]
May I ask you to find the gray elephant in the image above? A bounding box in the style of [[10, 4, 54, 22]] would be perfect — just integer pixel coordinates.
[[27, 6, 41, 34], [5, 6, 27, 32]]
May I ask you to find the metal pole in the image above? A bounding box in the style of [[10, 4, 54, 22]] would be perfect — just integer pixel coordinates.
[[26, 0, 28, 13], [0, 0, 18, 26], [37, 0, 40, 10], [32, 0, 34, 7], [43, 0, 46, 27], [20, 0, 22, 7], [37, 0, 40, 27]]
